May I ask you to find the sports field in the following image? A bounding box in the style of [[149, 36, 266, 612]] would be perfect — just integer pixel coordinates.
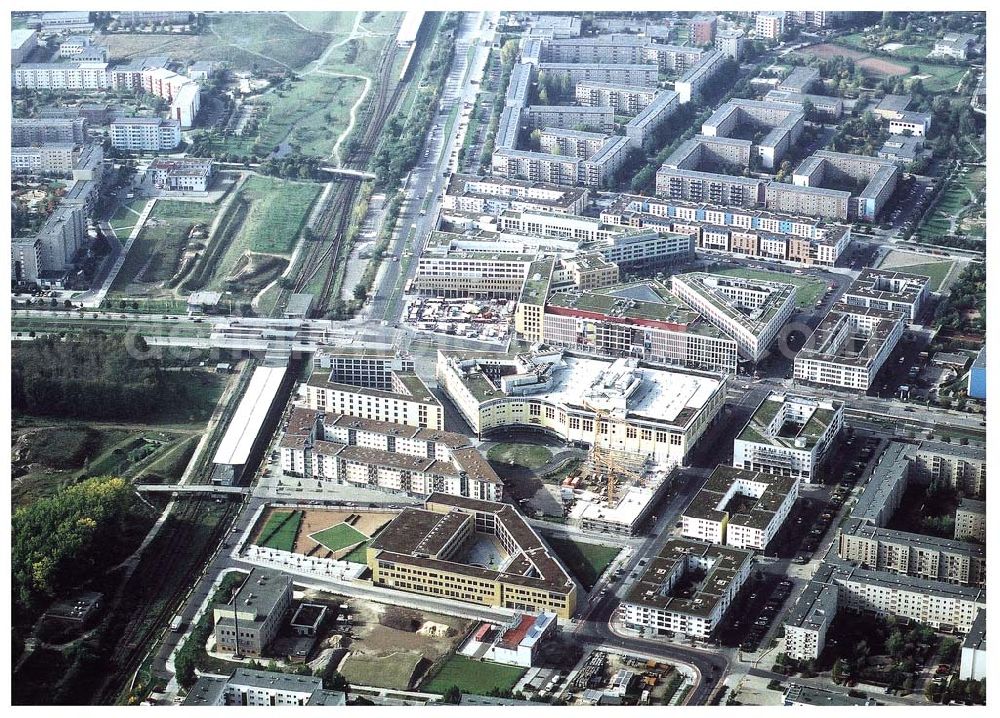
[[423, 655, 527, 696], [794, 43, 966, 92], [310, 523, 367, 552]]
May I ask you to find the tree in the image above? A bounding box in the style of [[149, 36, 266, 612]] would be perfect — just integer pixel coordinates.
[[353, 284, 367, 302], [321, 669, 348, 693], [442, 685, 462, 704]]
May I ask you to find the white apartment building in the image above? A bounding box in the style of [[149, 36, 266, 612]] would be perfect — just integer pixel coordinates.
[[621, 540, 753, 639], [794, 304, 904, 390], [12, 61, 109, 90], [755, 11, 786, 40], [304, 351, 444, 430], [733, 394, 844, 483], [109, 117, 181, 151], [784, 580, 839, 661], [11, 143, 78, 175], [670, 272, 796, 362], [841, 268, 930, 322], [681, 466, 798, 550]]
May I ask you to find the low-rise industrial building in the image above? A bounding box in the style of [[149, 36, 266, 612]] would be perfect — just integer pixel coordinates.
[[733, 394, 843, 483], [681, 466, 798, 550], [367, 493, 578, 618], [620, 539, 753, 639], [460, 612, 558, 667], [670, 272, 797, 362], [213, 569, 292, 657], [436, 348, 725, 469], [793, 303, 904, 390]]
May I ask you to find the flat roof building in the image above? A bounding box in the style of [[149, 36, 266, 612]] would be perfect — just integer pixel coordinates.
[[681, 466, 798, 550], [841, 268, 930, 322], [212, 366, 287, 484], [367, 493, 578, 618], [184, 668, 346, 706], [783, 580, 839, 661], [670, 272, 797, 362], [794, 303, 904, 390], [621, 539, 753, 638], [954, 498, 986, 543], [436, 349, 725, 470], [959, 609, 986, 680], [213, 569, 292, 657], [733, 393, 843, 483]]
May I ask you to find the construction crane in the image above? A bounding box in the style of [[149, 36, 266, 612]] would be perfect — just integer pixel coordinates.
[[587, 405, 645, 505]]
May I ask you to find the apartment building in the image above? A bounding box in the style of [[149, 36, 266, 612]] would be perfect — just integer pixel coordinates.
[[959, 610, 986, 680], [715, 29, 746, 61], [841, 268, 930, 322], [11, 239, 42, 285], [625, 90, 680, 149], [524, 104, 616, 133], [670, 273, 796, 362], [794, 303, 904, 390], [109, 117, 181, 151], [764, 90, 844, 120], [621, 539, 753, 639], [657, 166, 765, 208], [538, 128, 610, 159], [755, 11, 786, 40], [681, 466, 798, 550], [575, 81, 660, 114], [675, 50, 725, 104], [411, 243, 534, 299], [212, 569, 292, 657], [538, 62, 659, 88], [367, 493, 578, 619], [443, 174, 588, 216], [304, 350, 444, 430], [701, 98, 805, 169], [11, 143, 78, 176], [764, 183, 852, 221], [11, 28, 38, 67], [792, 150, 900, 221], [954, 499, 986, 543], [278, 408, 503, 502], [12, 117, 88, 146], [910, 441, 986, 498], [437, 349, 725, 469], [601, 195, 851, 266], [690, 15, 718, 46], [12, 61, 109, 90], [838, 518, 985, 588], [784, 580, 839, 661], [733, 394, 844, 482]]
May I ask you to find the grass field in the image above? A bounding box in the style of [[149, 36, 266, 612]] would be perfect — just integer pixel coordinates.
[[310, 523, 367, 552], [710, 267, 826, 308], [795, 43, 966, 92], [546, 536, 620, 591], [257, 510, 303, 552], [342, 541, 370, 563], [286, 11, 358, 34], [486, 443, 554, 471], [341, 652, 424, 691], [887, 261, 953, 291], [110, 200, 220, 292], [98, 14, 328, 72], [108, 198, 151, 239], [423, 655, 527, 696], [919, 166, 986, 240], [230, 176, 320, 255]]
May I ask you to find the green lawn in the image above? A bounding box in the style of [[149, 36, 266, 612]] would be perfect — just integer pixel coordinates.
[[310, 523, 367, 552], [893, 261, 953, 291], [423, 655, 527, 696], [546, 536, 620, 591], [257, 510, 303, 551], [232, 176, 321, 255], [710, 268, 826, 308], [286, 11, 358, 34], [107, 198, 151, 238], [210, 13, 330, 71], [342, 541, 369, 563], [919, 166, 985, 241], [486, 443, 554, 471], [110, 200, 219, 291], [341, 651, 424, 691]]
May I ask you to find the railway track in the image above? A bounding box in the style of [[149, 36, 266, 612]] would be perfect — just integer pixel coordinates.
[[292, 32, 407, 309]]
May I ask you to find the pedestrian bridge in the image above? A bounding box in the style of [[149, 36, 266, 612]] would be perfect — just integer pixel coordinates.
[[134, 484, 251, 495]]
